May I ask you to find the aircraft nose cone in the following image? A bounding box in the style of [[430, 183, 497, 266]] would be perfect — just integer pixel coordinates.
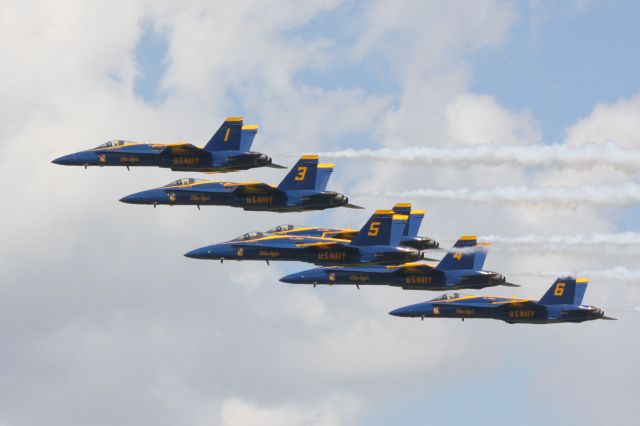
[[184, 247, 212, 259], [52, 154, 77, 165], [119, 191, 145, 204], [389, 306, 414, 317], [119, 189, 165, 205], [389, 303, 431, 317], [279, 269, 326, 284]]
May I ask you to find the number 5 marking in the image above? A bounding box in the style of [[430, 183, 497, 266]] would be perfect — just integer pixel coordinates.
[[368, 221, 381, 236], [294, 166, 308, 181], [554, 282, 566, 296]]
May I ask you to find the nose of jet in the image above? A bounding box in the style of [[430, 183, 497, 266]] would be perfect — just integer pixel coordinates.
[[389, 303, 431, 317], [279, 268, 327, 284], [52, 152, 83, 165], [184, 244, 234, 260], [119, 189, 165, 205]]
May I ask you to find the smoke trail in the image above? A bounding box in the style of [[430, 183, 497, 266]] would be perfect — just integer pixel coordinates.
[[516, 266, 640, 281], [318, 143, 640, 171], [362, 183, 640, 207], [480, 232, 640, 246]]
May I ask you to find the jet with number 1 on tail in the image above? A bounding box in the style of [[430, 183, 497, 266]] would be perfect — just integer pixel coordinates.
[[184, 209, 422, 266], [120, 155, 361, 212], [280, 235, 515, 289], [389, 277, 616, 324], [52, 116, 284, 172]]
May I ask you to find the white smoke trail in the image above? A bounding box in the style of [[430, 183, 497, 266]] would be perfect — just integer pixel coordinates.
[[317, 143, 640, 171], [480, 232, 640, 246], [515, 266, 640, 281], [362, 183, 640, 207]]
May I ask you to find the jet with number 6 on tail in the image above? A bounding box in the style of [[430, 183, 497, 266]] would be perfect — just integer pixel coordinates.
[[184, 209, 424, 265], [389, 277, 616, 324], [120, 155, 361, 212], [280, 235, 515, 289], [52, 116, 284, 172]]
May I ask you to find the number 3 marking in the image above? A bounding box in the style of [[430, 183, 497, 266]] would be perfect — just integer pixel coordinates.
[[294, 166, 308, 181]]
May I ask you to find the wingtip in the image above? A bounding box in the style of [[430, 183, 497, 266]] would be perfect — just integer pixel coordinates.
[[267, 163, 288, 169], [344, 203, 365, 209], [502, 282, 521, 287], [601, 316, 618, 320]]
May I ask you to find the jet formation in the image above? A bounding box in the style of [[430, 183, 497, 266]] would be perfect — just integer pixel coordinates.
[[53, 116, 615, 324]]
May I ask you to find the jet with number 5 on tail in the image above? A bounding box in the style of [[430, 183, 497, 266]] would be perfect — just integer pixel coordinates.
[[389, 277, 616, 324], [184, 209, 423, 265], [119, 155, 361, 212], [52, 116, 284, 172], [280, 235, 515, 289], [264, 203, 439, 251]]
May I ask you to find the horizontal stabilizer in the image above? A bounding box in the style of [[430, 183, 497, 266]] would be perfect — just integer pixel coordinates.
[[601, 316, 618, 320], [502, 282, 521, 287]]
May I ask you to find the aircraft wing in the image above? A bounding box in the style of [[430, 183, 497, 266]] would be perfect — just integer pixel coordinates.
[[160, 143, 205, 155]]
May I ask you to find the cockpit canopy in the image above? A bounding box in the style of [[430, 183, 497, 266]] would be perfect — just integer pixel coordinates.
[[231, 231, 265, 242], [95, 140, 126, 149], [163, 178, 206, 187], [430, 293, 468, 301], [266, 224, 296, 233]]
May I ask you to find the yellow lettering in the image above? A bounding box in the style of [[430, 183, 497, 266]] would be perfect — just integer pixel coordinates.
[[224, 128, 230, 142], [368, 221, 381, 237], [554, 282, 566, 297], [453, 252, 463, 261], [294, 166, 308, 181]]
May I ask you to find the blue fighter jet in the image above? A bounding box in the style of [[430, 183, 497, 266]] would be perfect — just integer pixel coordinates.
[[389, 277, 616, 324], [52, 116, 284, 172], [280, 235, 515, 289], [119, 155, 362, 212], [185, 209, 424, 265], [262, 203, 438, 250]]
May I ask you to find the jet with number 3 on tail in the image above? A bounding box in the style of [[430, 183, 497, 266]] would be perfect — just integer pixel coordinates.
[[184, 209, 422, 265], [280, 235, 514, 289], [52, 116, 284, 172], [389, 277, 616, 324], [119, 155, 361, 212]]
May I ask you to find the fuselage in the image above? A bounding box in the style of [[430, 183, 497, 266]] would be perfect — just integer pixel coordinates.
[[52, 141, 273, 172], [119, 180, 352, 212], [184, 234, 422, 266], [280, 265, 506, 290], [390, 296, 606, 324]]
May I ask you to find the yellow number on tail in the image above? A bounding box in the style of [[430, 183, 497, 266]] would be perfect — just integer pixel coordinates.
[[294, 166, 308, 181], [368, 221, 381, 237], [554, 282, 566, 296], [453, 252, 463, 261], [224, 128, 231, 142]]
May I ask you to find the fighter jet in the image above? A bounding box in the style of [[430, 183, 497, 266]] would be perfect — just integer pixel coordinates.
[[52, 116, 284, 172], [280, 235, 515, 289], [263, 203, 439, 251], [119, 155, 361, 212], [184, 209, 423, 265], [389, 277, 616, 324]]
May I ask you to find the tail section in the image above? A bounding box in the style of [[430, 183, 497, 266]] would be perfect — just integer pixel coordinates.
[[539, 277, 589, 306], [239, 125, 259, 152], [392, 203, 424, 237], [351, 210, 408, 247], [203, 117, 244, 152], [437, 236, 488, 271], [277, 155, 335, 191]]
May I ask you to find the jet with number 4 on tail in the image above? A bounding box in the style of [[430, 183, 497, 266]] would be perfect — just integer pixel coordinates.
[[184, 209, 423, 265], [280, 235, 514, 289], [52, 116, 284, 172], [389, 277, 616, 324], [119, 155, 361, 212], [263, 203, 439, 251]]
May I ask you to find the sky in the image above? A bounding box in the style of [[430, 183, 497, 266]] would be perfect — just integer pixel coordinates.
[[1, 1, 639, 425]]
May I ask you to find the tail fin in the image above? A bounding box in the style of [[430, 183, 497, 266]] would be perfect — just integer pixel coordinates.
[[392, 203, 424, 237], [539, 277, 589, 306], [277, 155, 334, 191], [437, 236, 488, 271], [203, 117, 244, 152], [239, 125, 259, 152], [351, 210, 408, 247]]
